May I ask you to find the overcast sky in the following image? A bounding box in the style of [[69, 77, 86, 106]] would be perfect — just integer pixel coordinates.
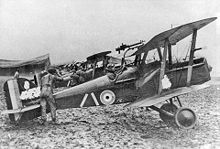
[[0, 0, 219, 75]]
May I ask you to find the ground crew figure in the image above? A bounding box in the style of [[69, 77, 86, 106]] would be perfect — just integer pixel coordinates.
[[40, 67, 63, 125]]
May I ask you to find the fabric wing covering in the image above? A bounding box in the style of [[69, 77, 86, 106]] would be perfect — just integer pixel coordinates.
[[132, 17, 217, 56]]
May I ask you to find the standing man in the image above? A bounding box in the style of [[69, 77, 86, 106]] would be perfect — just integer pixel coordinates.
[[40, 67, 63, 125]]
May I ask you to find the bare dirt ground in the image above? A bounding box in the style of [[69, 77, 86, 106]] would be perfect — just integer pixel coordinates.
[[0, 77, 220, 149]]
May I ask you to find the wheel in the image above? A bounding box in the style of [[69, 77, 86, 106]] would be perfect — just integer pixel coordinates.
[[174, 107, 197, 129], [159, 103, 178, 125]]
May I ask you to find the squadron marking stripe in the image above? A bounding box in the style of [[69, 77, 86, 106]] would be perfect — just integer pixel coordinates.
[[80, 93, 88, 107], [91, 92, 99, 106], [80, 93, 99, 107]]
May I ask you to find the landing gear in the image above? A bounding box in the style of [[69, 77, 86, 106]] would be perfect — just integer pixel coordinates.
[[159, 103, 178, 125], [150, 96, 197, 129], [175, 107, 197, 129]]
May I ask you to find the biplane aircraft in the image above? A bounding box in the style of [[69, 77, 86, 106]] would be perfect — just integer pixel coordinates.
[[1, 17, 217, 129]]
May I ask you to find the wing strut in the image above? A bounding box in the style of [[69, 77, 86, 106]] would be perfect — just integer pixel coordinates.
[[158, 39, 169, 94], [168, 43, 172, 68], [187, 29, 197, 86], [157, 47, 162, 61]]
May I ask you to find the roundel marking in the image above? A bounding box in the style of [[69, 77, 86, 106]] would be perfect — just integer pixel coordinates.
[[100, 90, 116, 105]]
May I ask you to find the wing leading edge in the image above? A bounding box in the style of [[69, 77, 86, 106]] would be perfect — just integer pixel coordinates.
[[132, 17, 217, 56], [125, 84, 210, 108]]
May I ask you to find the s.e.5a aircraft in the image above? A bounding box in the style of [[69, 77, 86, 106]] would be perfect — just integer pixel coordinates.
[[2, 17, 217, 129]]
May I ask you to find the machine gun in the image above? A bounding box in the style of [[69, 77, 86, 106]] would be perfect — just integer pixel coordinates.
[[115, 40, 145, 54]]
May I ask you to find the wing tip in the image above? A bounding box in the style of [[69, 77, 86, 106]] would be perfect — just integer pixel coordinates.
[[205, 17, 217, 23], [210, 17, 217, 20]]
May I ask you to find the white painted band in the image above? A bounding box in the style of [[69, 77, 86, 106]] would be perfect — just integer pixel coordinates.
[[80, 93, 88, 107], [91, 92, 99, 106]]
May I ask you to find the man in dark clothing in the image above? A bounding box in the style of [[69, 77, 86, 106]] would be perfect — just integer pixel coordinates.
[[40, 67, 63, 125]]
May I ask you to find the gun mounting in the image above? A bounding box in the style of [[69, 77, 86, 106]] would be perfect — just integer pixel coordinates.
[[115, 40, 145, 54]]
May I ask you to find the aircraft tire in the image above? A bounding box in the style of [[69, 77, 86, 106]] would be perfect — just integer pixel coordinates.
[[174, 107, 197, 129], [159, 103, 178, 126]]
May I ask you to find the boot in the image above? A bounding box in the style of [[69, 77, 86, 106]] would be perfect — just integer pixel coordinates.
[[51, 118, 59, 125], [39, 118, 48, 126]]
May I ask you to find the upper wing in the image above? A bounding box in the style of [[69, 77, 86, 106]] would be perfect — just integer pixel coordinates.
[[87, 51, 111, 62], [125, 83, 210, 108], [132, 17, 217, 56]]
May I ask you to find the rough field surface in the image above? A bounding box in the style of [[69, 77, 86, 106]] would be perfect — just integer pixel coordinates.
[[0, 77, 220, 149]]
